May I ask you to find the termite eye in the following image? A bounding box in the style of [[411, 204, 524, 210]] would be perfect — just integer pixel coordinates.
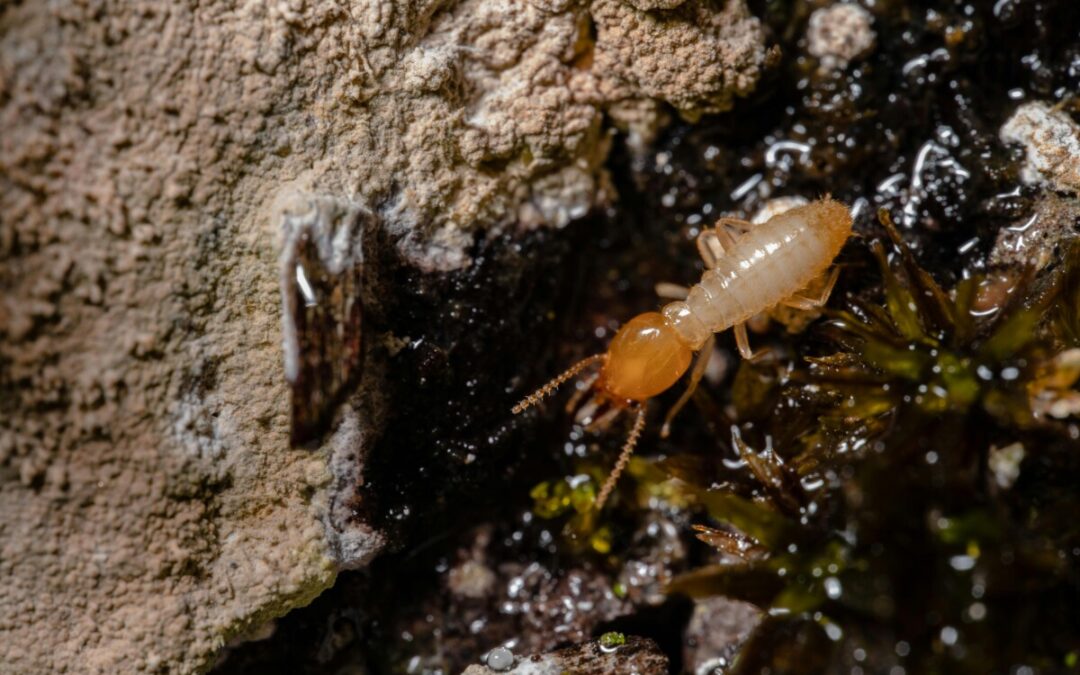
[[602, 312, 693, 401]]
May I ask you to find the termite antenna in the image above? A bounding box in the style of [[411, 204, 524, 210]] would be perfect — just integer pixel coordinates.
[[511, 354, 605, 414], [594, 404, 647, 511]]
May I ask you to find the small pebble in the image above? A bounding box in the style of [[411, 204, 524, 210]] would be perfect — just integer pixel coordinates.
[[806, 3, 876, 70], [988, 442, 1025, 489], [486, 646, 515, 671], [1000, 101, 1080, 194]]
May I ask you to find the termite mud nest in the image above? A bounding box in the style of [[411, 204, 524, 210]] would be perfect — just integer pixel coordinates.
[[217, 2, 1080, 674]]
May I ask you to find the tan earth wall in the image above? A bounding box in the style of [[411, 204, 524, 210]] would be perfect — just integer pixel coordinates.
[[0, 1, 764, 672]]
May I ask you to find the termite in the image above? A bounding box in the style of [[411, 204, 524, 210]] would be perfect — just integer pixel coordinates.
[[512, 198, 853, 510]]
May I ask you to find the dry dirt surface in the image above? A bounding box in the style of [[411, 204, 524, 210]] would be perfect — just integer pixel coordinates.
[[0, 0, 764, 672]]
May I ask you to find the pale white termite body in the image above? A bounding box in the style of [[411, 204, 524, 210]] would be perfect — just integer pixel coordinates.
[[661, 198, 853, 351], [512, 197, 853, 510]]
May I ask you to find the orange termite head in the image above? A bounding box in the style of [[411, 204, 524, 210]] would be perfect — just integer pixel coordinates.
[[511, 311, 694, 511], [597, 312, 693, 403], [510, 311, 693, 415]]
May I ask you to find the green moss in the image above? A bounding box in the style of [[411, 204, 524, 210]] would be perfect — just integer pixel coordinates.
[[667, 214, 1080, 674], [530, 473, 599, 519], [528, 455, 694, 556], [598, 631, 627, 649]]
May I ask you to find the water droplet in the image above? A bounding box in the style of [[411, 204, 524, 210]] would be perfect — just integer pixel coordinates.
[[825, 576, 842, 599], [824, 621, 843, 641], [950, 555, 976, 571], [486, 646, 514, 671], [800, 475, 825, 491], [940, 626, 959, 646]]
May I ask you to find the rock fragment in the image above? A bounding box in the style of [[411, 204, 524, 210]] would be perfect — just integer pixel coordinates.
[[988, 193, 1080, 270], [682, 597, 761, 675], [988, 442, 1026, 490], [463, 635, 668, 675], [622, 0, 688, 10], [1000, 102, 1080, 195], [806, 3, 877, 70]]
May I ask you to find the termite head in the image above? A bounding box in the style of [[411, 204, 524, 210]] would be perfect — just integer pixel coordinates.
[[511, 311, 692, 415], [512, 311, 693, 511], [597, 312, 693, 403]]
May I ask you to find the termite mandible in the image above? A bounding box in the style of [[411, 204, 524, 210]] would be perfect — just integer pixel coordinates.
[[513, 198, 854, 510]]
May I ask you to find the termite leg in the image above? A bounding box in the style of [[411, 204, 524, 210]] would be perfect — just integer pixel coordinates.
[[746, 312, 770, 333], [717, 217, 760, 248], [587, 406, 623, 433], [780, 295, 819, 311], [565, 370, 600, 413], [733, 322, 770, 362], [703, 217, 755, 260], [661, 333, 716, 438], [781, 267, 841, 310], [734, 322, 753, 359], [574, 395, 601, 425], [655, 281, 690, 300], [716, 217, 757, 239], [512, 354, 605, 414], [700, 215, 760, 266], [595, 404, 647, 511], [696, 230, 727, 269], [809, 266, 841, 305]]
